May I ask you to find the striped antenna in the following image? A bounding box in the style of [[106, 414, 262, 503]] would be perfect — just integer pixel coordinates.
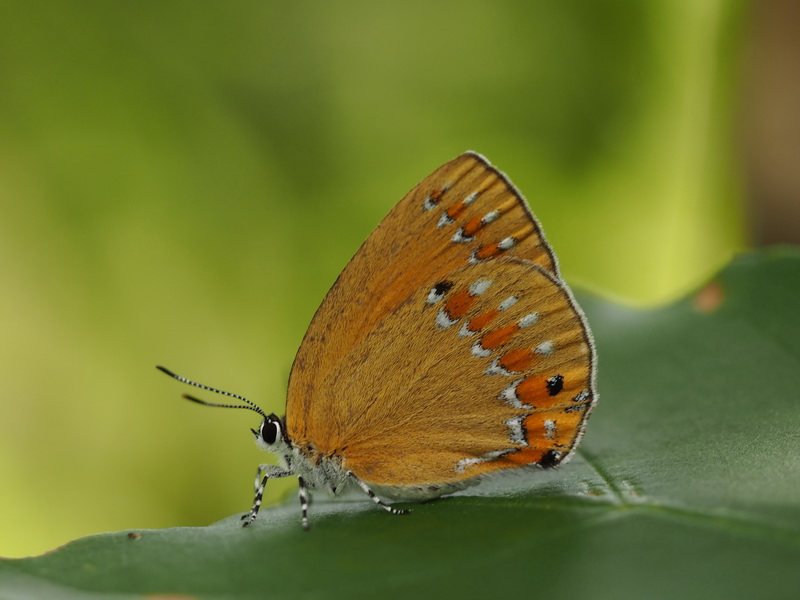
[[156, 365, 267, 418]]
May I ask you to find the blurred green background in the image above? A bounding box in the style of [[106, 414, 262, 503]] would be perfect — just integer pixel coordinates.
[[3, 0, 796, 558]]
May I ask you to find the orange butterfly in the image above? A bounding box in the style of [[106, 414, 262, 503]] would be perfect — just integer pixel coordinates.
[[159, 151, 597, 529]]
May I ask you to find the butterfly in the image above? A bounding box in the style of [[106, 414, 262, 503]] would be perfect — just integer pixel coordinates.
[[159, 151, 597, 529]]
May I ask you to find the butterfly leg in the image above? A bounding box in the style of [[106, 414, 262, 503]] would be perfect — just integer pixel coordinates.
[[298, 476, 310, 531], [241, 464, 293, 527], [347, 471, 410, 516]]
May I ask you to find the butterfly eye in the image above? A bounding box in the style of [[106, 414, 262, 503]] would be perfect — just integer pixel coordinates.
[[260, 418, 281, 445]]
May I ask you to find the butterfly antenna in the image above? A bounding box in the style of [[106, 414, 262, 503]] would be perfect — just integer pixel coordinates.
[[156, 365, 268, 418]]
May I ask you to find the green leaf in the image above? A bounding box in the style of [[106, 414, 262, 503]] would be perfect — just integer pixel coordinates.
[[3, 248, 799, 599]]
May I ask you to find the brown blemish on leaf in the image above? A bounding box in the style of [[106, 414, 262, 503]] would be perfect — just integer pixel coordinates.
[[694, 280, 724, 313]]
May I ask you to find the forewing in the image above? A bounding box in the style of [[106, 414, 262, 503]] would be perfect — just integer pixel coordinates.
[[288, 152, 560, 443], [312, 258, 596, 487]]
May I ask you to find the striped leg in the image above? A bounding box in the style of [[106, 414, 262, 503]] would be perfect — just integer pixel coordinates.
[[241, 464, 293, 527], [298, 476, 310, 531], [347, 471, 410, 516]]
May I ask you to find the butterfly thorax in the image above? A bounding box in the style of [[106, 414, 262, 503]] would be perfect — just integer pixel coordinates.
[[283, 440, 351, 496]]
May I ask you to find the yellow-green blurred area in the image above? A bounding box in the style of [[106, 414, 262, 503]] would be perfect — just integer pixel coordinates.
[[2, 0, 796, 557]]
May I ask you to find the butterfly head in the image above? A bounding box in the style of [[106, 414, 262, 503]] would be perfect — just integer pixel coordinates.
[[252, 413, 290, 452]]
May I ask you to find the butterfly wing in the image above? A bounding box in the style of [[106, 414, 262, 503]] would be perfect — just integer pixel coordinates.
[[288, 152, 561, 438], [315, 258, 595, 487]]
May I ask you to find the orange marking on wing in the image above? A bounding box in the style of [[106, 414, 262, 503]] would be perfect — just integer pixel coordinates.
[[498, 348, 535, 373], [516, 376, 548, 407], [444, 290, 476, 320], [467, 308, 500, 332], [479, 323, 519, 350], [502, 447, 549, 466], [524, 414, 555, 445], [462, 215, 485, 237], [475, 241, 503, 260], [525, 413, 580, 448], [474, 222, 536, 260], [463, 197, 518, 237], [429, 189, 445, 204], [446, 201, 468, 220]]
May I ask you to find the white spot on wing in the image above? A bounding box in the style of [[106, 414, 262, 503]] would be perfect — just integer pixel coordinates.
[[498, 296, 518, 311], [452, 228, 473, 243], [463, 191, 479, 205], [535, 341, 554, 355], [437, 212, 455, 228], [518, 313, 539, 328], [422, 185, 451, 212], [436, 309, 458, 329], [481, 210, 500, 224], [572, 389, 590, 403], [500, 378, 533, 408], [426, 288, 444, 305], [498, 237, 517, 250], [485, 357, 512, 376], [471, 341, 492, 357], [454, 449, 510, 474], [506, 416, 527, 445], [458, 323, 477, 338], [469, 278, 492, 296], [544, 420, 556, 440]]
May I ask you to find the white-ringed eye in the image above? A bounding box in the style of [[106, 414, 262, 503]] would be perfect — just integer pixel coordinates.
[[261, 417, 281, 445]]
